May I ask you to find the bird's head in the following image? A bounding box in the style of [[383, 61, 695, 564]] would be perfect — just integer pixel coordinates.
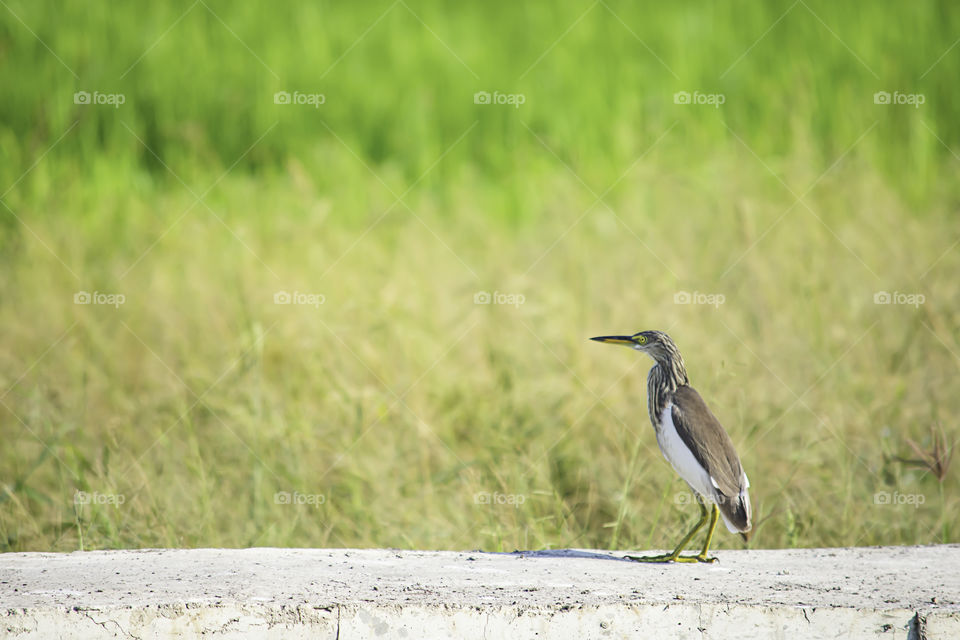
[[590, 330, 681, 366]]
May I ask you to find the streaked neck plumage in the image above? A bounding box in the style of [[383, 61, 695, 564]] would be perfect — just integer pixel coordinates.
[[646, 354, 689, 430]]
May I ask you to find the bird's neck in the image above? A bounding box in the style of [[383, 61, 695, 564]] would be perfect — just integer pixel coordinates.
[[657, 355, 688, 388], [646, 361, 689, 428]]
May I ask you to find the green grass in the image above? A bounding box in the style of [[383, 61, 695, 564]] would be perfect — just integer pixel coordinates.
[[1, 1, 958, 552]]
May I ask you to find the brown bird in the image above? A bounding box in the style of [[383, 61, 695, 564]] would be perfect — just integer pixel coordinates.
[[591, 330, 751, 562]]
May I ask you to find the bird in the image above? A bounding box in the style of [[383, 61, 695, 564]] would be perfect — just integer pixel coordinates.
[[591, 330, 751, 563]]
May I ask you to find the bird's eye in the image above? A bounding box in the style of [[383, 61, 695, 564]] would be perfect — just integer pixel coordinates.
[[636, 335, 647, 345]]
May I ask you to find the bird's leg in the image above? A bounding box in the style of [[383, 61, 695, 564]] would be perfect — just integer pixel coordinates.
[[673, 503, 719, 563], [625, 501, 708, 563]]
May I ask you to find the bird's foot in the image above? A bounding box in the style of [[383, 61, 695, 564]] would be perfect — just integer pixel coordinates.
[[624, 553, 675, 563], [672, 554, 717, 564], [624, 553, 717, 564]]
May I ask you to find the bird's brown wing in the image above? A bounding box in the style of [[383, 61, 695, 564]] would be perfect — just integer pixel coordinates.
[[670, 385, 751, 531]]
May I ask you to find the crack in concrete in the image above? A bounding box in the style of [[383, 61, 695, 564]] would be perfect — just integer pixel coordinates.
[[79, 610, 140, 640], [908, 611, 928, 640]]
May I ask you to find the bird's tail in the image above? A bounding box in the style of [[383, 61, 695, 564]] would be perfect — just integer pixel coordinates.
[[718, 489, 752, 535]]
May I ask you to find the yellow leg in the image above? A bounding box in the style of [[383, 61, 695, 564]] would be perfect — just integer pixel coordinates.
[[625, 501, 709, 563], [674, 503, 719, 563]]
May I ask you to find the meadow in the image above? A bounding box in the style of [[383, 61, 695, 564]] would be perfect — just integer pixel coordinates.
[[1, 1, 958, 553]]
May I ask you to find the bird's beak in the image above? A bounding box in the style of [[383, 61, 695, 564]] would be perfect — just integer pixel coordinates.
[[590, 335, 636, 347]]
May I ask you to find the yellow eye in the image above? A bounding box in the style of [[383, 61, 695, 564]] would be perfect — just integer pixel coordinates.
[[636, 335, 647, 345]]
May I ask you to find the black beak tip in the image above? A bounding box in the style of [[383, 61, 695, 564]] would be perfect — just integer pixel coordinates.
[[590, 335, 634, 344]]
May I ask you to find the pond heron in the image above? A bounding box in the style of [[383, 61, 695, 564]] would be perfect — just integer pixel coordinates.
[[591, 330, 752, 563]]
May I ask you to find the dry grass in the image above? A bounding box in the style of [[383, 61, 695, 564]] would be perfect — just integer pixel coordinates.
[[1, 1, 958, 552]]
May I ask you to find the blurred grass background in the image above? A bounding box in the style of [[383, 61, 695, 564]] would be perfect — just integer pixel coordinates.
[[1, 0, 958, 552]]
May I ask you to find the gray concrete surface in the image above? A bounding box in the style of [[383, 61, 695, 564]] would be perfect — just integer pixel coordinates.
[[1, 546, 958, 639]]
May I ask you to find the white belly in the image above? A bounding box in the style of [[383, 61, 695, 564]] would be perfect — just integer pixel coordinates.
[[656, 403, 715, 502]]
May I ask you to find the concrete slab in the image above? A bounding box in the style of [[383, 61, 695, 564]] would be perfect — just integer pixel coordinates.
[[1, 546, 958, 639]]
